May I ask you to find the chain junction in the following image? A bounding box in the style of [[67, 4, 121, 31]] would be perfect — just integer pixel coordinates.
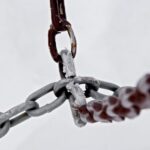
[[0, 0, 149, 139], [48, 0, 77, 62], [0, 49, 150, 138]]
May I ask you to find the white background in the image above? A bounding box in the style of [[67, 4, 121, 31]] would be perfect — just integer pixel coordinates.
[[0, 0, 150, 150]]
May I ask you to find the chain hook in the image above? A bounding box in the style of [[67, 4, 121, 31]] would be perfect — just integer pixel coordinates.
[[48, 0, 77, 63]]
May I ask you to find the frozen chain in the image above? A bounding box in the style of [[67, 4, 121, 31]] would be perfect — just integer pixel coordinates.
[[0, 0, 149, 140], [78, 74, 150, 123], [0, 49, 149, 138]]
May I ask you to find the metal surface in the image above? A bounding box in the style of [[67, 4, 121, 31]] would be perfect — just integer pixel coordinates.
[[78, 74, 150, 123], [48, 0, 77, 62], [0, 49, 149, 138], [48, 24, 77, 62], [59, 49, 86, 127], [50, 0, 69, 31]]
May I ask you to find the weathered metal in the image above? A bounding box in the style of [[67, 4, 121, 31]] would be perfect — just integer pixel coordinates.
[[48, 0, 77, 62]]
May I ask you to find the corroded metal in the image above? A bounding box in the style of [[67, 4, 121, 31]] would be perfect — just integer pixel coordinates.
[[48, 0, 77, 62]]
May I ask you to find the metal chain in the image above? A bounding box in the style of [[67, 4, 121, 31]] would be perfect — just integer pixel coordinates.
[[0, 0, 149, 139], [0, 49, 120, 138], [78, 74, 150, 123], [48, 0, 77, 62], [0, 48, 149, 138]]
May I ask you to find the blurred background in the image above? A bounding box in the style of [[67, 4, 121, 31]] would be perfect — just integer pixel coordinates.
[[0, 0, 150, 149]]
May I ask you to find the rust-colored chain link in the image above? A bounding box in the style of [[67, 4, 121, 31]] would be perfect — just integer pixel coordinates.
[[48, 0, 77, 62]]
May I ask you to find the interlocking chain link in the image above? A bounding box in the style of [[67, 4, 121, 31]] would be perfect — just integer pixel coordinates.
[[48, 0, 77, 62], [0, 49, 119, 138], [0, 0, 149, 139], [78, 74, 150, 123], [0, 48, 149, 138]]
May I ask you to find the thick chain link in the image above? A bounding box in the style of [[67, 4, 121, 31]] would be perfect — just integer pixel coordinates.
[[0, 49, 119, 138], [78, 74, 150, 123]]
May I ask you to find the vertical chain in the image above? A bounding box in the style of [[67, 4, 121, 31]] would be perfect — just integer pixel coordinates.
[[48, 0, 77, 62]]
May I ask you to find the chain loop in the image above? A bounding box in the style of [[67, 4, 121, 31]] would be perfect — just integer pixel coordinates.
[[27, 93, 66, 117], [48, 0, 77, 62], [48, 25, 77, 62]]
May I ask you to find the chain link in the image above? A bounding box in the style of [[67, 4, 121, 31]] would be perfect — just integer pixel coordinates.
[[78, 74, 150, 123], [48, 0, 77, 62]]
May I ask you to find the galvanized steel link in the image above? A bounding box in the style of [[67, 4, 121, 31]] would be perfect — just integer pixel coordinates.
[[0, 82, 67, 138]]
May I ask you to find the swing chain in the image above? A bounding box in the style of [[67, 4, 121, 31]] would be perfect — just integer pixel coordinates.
[[48, 0, 77, 63], [0, 48, 149, 138], [0, 0, 150, 140]]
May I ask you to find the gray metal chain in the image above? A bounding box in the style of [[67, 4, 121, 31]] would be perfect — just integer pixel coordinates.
[[0, 49, 119, 138]]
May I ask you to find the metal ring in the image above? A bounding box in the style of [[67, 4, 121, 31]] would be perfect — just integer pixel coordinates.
[[0, 113, 10, 138], [53, 77, 120, 97], [26, 93, 66, 117], [48, 25, 77, 62]]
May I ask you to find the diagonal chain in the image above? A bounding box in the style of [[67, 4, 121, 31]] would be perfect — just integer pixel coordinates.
[[0, 49, 149, 138]]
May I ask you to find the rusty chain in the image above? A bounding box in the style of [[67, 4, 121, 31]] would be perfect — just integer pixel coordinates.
[[0, 0, 149, 139], [48, 0, 77, 62], [0, 48, 149, 138], [78, 74, 150, 123]]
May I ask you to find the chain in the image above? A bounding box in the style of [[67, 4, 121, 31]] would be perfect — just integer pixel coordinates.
[[0, 48, 149, 138], [78, 74, 150, 123], [0, 0, 149, 139], [48, 0, 77, 63], [0, 48, 120, 138]]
